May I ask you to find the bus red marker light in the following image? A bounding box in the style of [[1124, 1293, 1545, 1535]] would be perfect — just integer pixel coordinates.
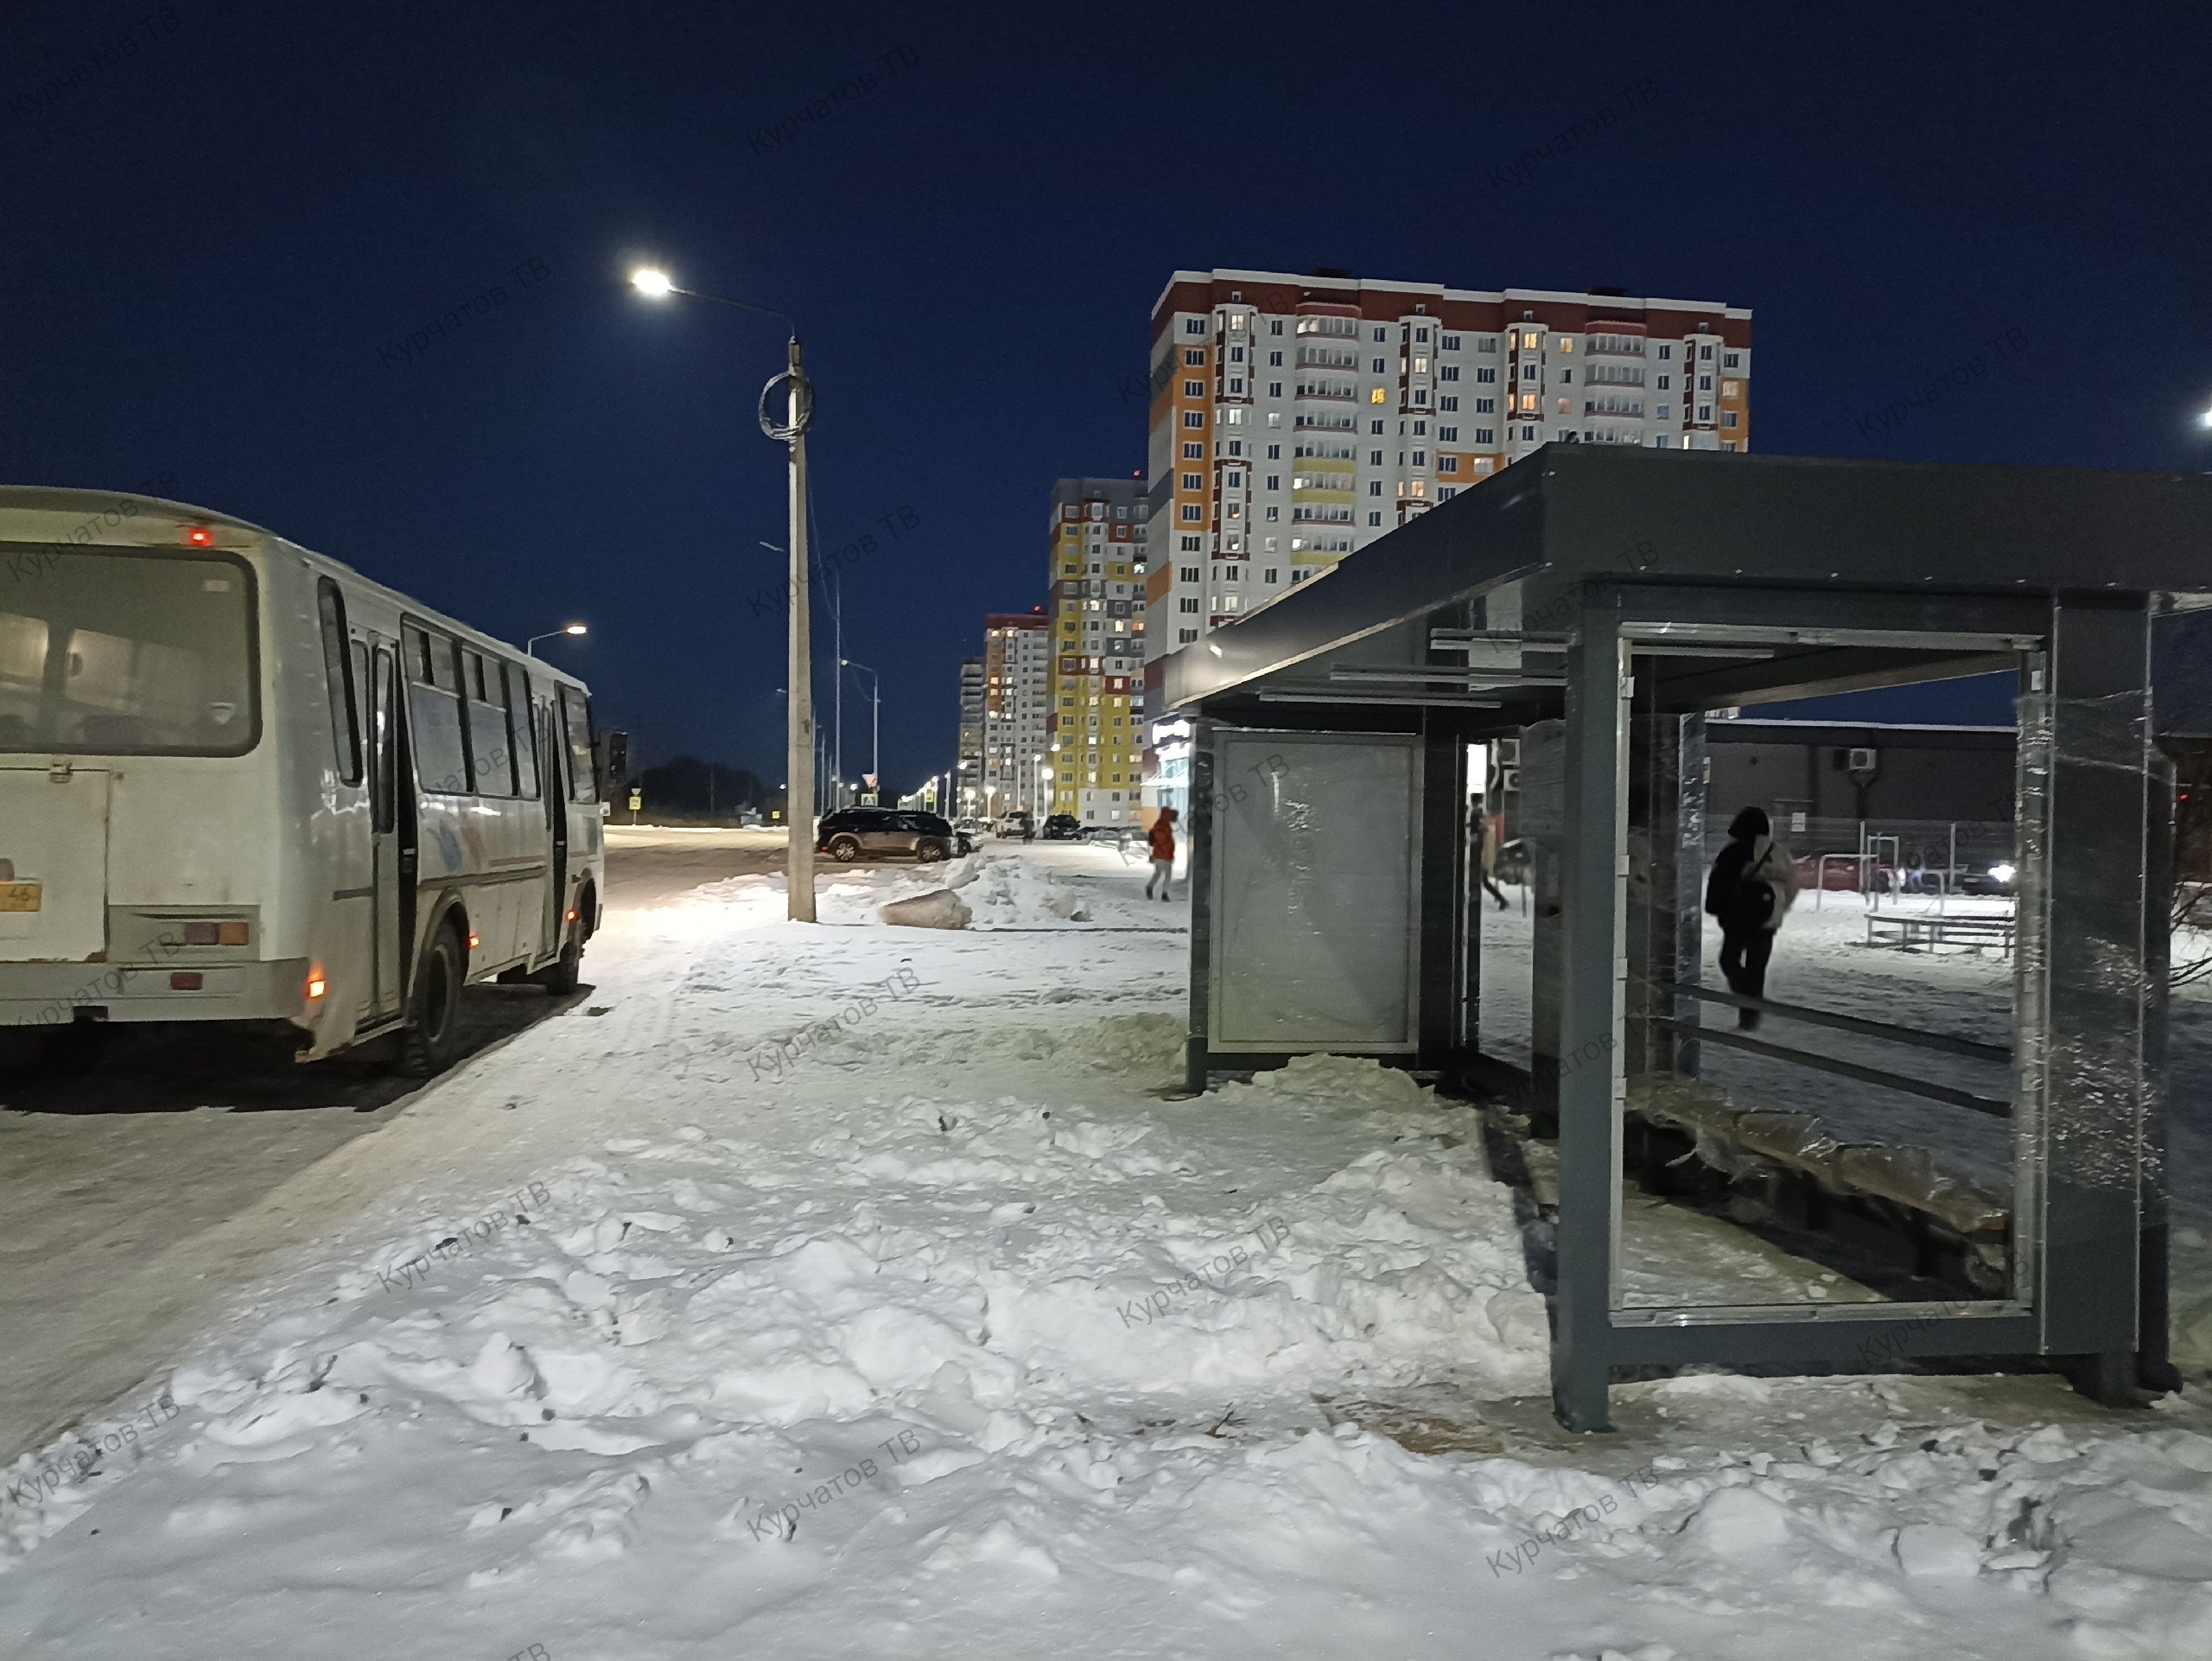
[[170, 971, 203, 991], [183, 525, 213, 547], [305, 974, 327, 1000]]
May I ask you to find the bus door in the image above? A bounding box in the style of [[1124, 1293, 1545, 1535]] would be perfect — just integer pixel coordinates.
[[540, 697, 568, 963], [363, 638, 406, 1020]]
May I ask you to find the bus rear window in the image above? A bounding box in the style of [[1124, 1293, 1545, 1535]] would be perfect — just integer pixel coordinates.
[[0, 548, 257, 755]]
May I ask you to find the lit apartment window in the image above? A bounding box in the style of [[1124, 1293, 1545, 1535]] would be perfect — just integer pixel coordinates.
[[1369, 388, 1386, 404], [1413, 356, 1429, 373], [1521, 331, 1539, 349], [1720, 380, 1741, 398]]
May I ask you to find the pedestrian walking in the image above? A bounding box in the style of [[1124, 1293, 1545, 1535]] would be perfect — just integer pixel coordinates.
[[1704, 806, 1800, 1028], [1478, 805, 1510, 912], [1144, 808, 1179, 900]]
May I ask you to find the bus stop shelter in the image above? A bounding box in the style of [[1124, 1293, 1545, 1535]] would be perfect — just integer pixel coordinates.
[[1163, 445, 2209, 1431]]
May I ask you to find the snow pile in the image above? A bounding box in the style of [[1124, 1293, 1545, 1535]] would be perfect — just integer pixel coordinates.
[[941, 853, 1093, 927], [6, 850, 2212, 1658]]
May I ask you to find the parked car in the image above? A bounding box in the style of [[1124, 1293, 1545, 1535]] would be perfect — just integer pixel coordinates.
[[1003, 809, 1034, 839], [1082, 823, 1136, 846], [953, 816, 990, 840], [816, 808, 971, 863], [1042, 813, 1083, 841]]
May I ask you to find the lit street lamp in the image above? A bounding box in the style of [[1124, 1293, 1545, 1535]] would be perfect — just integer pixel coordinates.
[[526, 623, 587, 656], [632, 265, 817, 922]]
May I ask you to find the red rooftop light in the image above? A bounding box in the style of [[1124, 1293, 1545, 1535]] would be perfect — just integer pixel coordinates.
[[183, 525, 213, 547]]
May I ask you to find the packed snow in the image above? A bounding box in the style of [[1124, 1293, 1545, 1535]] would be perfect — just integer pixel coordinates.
[[4, 844, 2211, 1658]]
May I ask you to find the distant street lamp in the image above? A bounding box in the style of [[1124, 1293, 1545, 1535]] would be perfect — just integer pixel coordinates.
[[527, 623, 587, 656], [842, 659, 880, 792], [632, 265, 817, 921]]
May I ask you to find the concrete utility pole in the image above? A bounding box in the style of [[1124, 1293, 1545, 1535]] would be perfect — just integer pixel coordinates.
[[761, 339, 817, 920]]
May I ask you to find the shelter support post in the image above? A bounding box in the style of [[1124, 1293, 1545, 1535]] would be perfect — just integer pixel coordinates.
[[1522, 718, 1565, 1123], [1627, 713, 1706, 1081], [2033, 603, 2152, 1403], [1185, 717, 1217, 1096], [1553, 595, 1624, 1432], [1419, 731, 1467, 1069]]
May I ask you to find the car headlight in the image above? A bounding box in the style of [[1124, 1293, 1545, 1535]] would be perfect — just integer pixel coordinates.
[[1987, 861, 2017, 885]]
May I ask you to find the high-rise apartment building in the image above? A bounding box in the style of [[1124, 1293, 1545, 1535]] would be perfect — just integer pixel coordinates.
[[954, 656, 984, 816], [1141, 269, 1752, 756], [980, 609, 1050, 818], [1046, 476, 1149, 825]]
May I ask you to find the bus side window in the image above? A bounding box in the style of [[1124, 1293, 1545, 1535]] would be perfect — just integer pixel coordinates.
[[504, 663, 538, 799], [403, 621, 469, 795], [559, 685, 596, 803], [464, 648, 514, 797], [372, 646, 397, 833], [316, 580, 361, 785]]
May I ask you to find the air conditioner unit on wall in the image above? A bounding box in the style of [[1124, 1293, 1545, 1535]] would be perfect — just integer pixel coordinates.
[[1847, 747, 1878, 772]]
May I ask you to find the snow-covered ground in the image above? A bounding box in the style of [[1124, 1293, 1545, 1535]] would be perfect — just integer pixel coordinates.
[[5, 847, 2212, 1658]]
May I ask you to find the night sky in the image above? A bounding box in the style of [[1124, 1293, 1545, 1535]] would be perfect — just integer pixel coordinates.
[[6, 1, 2208, 788]]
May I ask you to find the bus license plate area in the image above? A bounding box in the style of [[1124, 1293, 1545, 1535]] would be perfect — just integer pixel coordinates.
[[0, 883, 40, 913]]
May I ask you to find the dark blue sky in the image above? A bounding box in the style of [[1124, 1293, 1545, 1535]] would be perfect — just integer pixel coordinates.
[[5, 0, 2207, 788]]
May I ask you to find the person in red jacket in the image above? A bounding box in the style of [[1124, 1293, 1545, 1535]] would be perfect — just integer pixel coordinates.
[[1144, 808, 1179, 900]]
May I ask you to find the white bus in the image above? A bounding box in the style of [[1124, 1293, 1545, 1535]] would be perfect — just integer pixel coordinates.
[[0, 486, 605, 1074]]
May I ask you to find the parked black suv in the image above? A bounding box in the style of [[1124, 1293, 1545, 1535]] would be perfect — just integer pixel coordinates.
[[817, 808, 972, 863], [1042, 812, 1083, 841]]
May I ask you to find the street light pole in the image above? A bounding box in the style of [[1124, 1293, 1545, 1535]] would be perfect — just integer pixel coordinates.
[[842, 659, 880, 792], [762, 340, 817, 920], [632, 267, 816, 920]]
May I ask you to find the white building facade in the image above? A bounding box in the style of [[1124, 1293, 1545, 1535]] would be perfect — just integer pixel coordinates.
[[980, 611, 1050, 819]]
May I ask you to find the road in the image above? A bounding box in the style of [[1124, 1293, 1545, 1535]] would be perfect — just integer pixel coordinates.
[[0, 823, 848, 1467]]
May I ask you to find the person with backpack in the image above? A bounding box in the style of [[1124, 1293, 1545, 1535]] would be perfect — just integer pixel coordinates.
[[1704, 806, 1800, 1028], [1144, 807, 1179, 900]]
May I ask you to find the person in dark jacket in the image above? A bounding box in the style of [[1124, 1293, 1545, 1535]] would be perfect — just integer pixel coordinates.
[[1704, 806, 1799, 1028]]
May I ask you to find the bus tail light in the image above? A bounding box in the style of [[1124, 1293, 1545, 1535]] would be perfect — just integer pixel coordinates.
[[170, 971, 203, 991], [181, 920, 249, 946], [305, 972, 327, 1000], [467, 932, 480, 950], [565, 908, 577, 922]]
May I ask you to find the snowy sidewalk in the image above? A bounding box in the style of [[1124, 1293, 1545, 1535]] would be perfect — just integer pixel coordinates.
[[4, 848, 2211, 1658]]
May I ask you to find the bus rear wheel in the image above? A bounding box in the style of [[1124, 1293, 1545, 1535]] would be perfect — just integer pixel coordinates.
[[535, 935, 582, 996], [397, 922, 464, 1077]]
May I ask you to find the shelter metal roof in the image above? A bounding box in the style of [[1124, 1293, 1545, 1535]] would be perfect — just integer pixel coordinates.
[[1165, 446, 2212, 720]]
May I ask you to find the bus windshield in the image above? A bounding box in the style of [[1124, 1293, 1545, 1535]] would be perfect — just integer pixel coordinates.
[[0, 547, 258, 755]]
